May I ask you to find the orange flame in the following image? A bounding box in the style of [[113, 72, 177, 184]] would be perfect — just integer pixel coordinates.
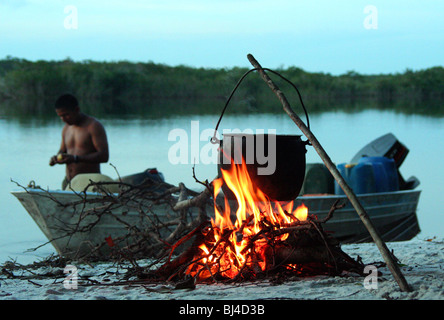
[[186, 157, 308, 280]]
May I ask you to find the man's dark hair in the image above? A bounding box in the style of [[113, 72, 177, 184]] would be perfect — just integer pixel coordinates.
[[55, 94, 79, 110]]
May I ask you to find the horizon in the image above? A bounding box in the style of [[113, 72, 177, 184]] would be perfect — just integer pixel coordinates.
[[0, 1, 443, 76], [2, 54, 443, 77]]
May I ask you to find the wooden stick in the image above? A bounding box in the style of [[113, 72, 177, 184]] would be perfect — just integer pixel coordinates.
[[173, 186, 212, 211], [246, 53, 411, 292]]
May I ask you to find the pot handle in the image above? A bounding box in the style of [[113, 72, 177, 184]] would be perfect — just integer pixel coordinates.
[[211, 68, 310, 144]]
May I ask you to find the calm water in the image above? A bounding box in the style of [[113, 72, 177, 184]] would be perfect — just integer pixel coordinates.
[[1, 110, 443, 263]]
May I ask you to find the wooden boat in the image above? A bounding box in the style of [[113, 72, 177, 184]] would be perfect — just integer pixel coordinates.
[[10, 187, 421, 260], [11, 133, 421, 260]]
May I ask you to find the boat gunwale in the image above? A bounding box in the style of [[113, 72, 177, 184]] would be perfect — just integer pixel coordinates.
[[11, 187, 422, 199]]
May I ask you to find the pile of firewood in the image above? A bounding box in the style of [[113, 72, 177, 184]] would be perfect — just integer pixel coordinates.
[[150, 198, 366, 285], [14, 176, 366, 286]]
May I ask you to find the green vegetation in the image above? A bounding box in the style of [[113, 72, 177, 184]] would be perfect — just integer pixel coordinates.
[[0, 56, 443, 119]]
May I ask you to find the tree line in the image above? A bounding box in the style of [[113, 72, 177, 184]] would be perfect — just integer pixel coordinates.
[[0, 56, 443, 118]]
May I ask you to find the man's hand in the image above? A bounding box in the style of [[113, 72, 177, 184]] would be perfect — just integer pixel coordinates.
[[49, 154, 60, 166], [49, 153, 77, 165]]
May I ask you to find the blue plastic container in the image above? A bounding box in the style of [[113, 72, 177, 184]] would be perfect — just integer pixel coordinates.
[[335, 157, 400, 195], [335, 163, 377, 195], [358, 157, 399, 192], [350, 162, 377, 194]]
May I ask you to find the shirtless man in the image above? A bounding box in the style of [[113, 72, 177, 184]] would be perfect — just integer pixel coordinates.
[[49, 94, 109, 189]]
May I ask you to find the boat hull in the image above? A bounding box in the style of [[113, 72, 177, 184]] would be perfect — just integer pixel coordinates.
[[11, 188, 420, 260], [11, 189, 198, 259], [296, 190, 421, 243]]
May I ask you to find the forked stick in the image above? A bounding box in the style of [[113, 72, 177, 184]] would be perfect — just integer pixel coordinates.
[[246, 53, 411, 292]]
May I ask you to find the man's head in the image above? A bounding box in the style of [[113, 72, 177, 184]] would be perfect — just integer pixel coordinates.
[[55, 94, 81, 125]]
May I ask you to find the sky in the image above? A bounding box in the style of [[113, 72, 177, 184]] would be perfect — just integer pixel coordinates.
[[0, 0, 443, 75]]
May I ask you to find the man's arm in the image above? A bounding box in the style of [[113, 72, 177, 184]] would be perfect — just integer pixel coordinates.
[[76, 120, 109, 164]]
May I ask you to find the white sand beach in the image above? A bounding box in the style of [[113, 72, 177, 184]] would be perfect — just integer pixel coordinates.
[[1, 238, 442, 301]]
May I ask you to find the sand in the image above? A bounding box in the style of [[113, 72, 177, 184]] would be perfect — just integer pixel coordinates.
[[1, 238, 442, 302]]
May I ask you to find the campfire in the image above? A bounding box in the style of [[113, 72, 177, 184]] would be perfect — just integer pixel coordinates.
[[154, 157, 365, 284], [187, 157, 311, 280]]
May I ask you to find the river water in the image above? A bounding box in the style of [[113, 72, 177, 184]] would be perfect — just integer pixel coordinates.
[[1, 110, 443, 263]]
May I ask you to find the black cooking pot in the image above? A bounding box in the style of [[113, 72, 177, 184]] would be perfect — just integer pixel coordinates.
[[213, 67, 311, 201], [218, 133, 308, 201]]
